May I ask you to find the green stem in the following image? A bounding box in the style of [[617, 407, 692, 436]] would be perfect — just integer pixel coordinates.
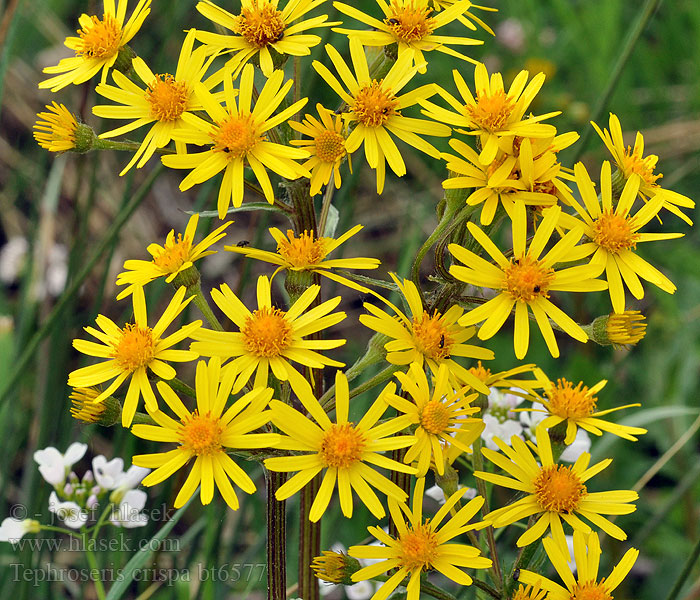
[[93, 138, 175, 154], [0, 165, 163, 404], [38, 525, 81, 537], [298, 474, 321, 600], [421, 580, 459, 600], [84, 533, 107, 600], [89, 504, 113, 540], [470, 578, 502, 600], [317, 182, 335, 237], [573, 0, 663, 161], [166, 377, 196, 399], [189, 282, 224, 331], [266, 470, 287, 600], [664, 533, 700, 600], [320, 363, 401, 413]]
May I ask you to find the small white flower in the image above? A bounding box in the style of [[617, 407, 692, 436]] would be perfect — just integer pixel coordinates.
[[520, 402, 591, 463], [110, 490, 148, 528], [48, 492, 87, 529], [346, 580, 375, 600], [93, 455, 149, 494], [560, 428, 591, 463], [482, 414, 523, 451], [481, 388, 526, 450], [425, 484, 477, 505], [34, 443, 87, 487], [0, 518, 40, 544]]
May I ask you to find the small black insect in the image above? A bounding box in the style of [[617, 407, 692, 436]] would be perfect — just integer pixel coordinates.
[[438, 334, 445, 349], [387, 17, 400, 25], [513, 568, 520, 581], [237, 240, 250, 247], [533, 285, 541, 293], [513, 258, 520, 265]]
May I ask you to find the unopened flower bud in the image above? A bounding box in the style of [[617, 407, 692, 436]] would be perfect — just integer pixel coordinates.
[[586, 310, 646, 348], [312, 551, 361, 585], [70, 387, 121, 426]]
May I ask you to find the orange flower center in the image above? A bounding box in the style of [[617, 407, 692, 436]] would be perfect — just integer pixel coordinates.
[[420, 400, 451, 435], [277, 230, 329, 268], [468, 361, 492, 382], [384, 1, 437, 43], [353, 81, 398, 127], [503, 255, 554, 302], [113, 323, 155, 371], [76, 13, 122, 59], [546, 378, 597, 419], [533, 464, 587, 513], [621, 149, 662, 187], [213, 114, 262, 159], [146, 74, 189, 121], [399, 523, 439, 571], [242, 307, 293, 357], [592, 210, 639, 253], [570, 581, 613, 600], [412, 311, 453, 360], [153, 233, 192, 273], [180, 411, 223, 455], [606, 310, 646, 345], [314, 130, 346, 162], [467, 89, 515, 132], [236, 3, 286, 48], [319, 423, 366, 468]]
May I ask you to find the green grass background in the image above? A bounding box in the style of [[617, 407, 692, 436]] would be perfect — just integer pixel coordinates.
[[0, 0, 699, 598]]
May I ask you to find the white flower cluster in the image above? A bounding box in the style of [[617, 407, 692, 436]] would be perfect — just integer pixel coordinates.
[[0, 442, 150, 544]]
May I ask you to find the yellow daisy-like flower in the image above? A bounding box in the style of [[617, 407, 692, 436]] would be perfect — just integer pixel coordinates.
[[226, 224, 380, 293], [195, 0, 338, 77], [68, 286, 201, 427], [132, 358, 279, 509], [116, 213, 232, 300], [561, 161, 683, 313], [421, 63, 559, 165], [264, 371, 416, 521], [529, 375, 647, 444], [605, 310, 646, 346], [592, 113, 695, 225], [33, 103, 80, 152], [162, 64, 309, 219], [313, 38, 451, 193], [92, 30, 219, 175], [190, 275, 345, 396], [468, 361, 543, 394], [333, 0, 484, 74], [442, 138, 561, 225], [519, 531, 639, 600], [385, 362, 482, 477], [359, 273, 494, 394], [40, 0, 151, 92], [511, 583, 548, 600], [450, 204, 608, 360], [289, 104, 349, 195], [475, 427, 638, 548], [348, 478, 492, 599]]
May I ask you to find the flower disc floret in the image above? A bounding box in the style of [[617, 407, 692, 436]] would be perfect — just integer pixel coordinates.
[[180, 412, 223, 455], [242, 307, 293, 357], [214, 114, 262, 158], [152, 233, 192, 272], [77, 14, 122, 58], [277, 230, 328, 267], [399, 523, 439, 571], [236, 4, 286, 47], [467, 89, 515, 132], [146, 74, 189, 121], [419, 401, 451, 435], [592, 211, 639, 253], [385, 2, 437, 42], [571, 582, 613, 600], [503, 256, 555, 302], [314, 130, 346, 162], [319, 423, 366, 468], [547, 379, 597, 419], [353, 81, 398, 127], [113, 324, 155, 371], [412, 311, 453, 360], [533, 464, 587, 513]]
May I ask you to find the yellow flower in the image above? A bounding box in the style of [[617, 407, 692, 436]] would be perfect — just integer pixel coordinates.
[[561, 161, 683, 313], [421, 62, 559, 165], [519, 531, 639, 600], [333, 0, 484, 74], [468, 361, 543, 394], [476, 427, 638, 548], [225, 224, 380, 292], [195, 0, 337, 77], [348, 478, 492, 599], [116, 213, 232, 300], [429, 0, 496, 32], [385, 362, 482, 477], [313, 38, 451, 193], [69, 387, 121, 426], [289, 104, 349, 195], [264, 371, 416, 521], [33, 103, 81, 152], [511, 583, 548, 600], [162, 64, 309, 219], [312, 551, 356, 584], [92, 30, 219, 175], [592, 113, 695, 225], [190, 275, 345, 396], [132, 358, 279, 509], [450, 204, 608, 359], [68, 286, 201, 427], [605, 310, 646, 346], [529, 375, 647, 444], [40, 0, 151, 92], [359, 273, 494, 394]]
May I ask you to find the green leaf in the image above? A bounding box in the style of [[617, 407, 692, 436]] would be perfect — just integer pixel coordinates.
[[189, 202, 289, 218]]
